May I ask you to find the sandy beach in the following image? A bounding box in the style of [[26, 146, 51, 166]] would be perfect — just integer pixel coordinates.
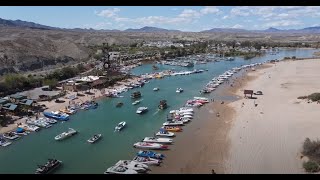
[[152, 58, 320, 174], [226, 59, 320, 174]]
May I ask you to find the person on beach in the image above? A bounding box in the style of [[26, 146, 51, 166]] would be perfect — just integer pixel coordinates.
[[211, 169, 216, 174]]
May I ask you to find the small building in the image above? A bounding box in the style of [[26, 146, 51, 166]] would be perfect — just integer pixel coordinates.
[[244, 90, 254, 98], [62, 81, 87, 92], [9, 94, 27, 103], [2, 103, 18, 114], [0, 98, 9, 105]]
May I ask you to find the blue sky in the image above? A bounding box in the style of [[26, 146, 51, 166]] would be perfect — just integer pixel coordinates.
[[0, 6, 319, 31]]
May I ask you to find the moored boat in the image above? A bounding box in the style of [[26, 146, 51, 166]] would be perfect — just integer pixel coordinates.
[[137, 150, 165, 160], [155, 128, 175, 137], [132, 156, 161, 166], [133, 142, 168, 150], [158, 100, 167, 110], [131, 91, 142, 99], [132, 100, 141, 105], [114, 160, 149, 173], [162, 126, 182, 132], [115, 121, 126, 131], [87, 134, 102, 143], [43, 111, 69, 121], [142, 137, 173, 144], [3, 132, 20, 140], [176, 88, 183, 93], [54, 128, 77, 141], [0, 136, 12, 147], [104, 165, 138, 174], [35, 159, 62, 174], [136, 107, 148, 114]]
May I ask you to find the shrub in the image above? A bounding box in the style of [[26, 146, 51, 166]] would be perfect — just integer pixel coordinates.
[[303, 161, 320, 173], [297, 96, 307, 99], [302, 138, 320, 156], [307, 93, 320, 102]]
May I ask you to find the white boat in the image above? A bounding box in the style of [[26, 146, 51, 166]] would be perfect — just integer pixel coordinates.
[[194, 97, 209, 101], [0, 137, 12, 147], [3, 132, 20, 140], [143, 137, 173, 144], [155, 130, 175, 137], [104, 165, 138, 174], [19, 124, 40, 132], [132, 156, 161, 166], [176, 88, 183, 93], [132, 100, 141, 105], [115, 121, 126, 131], [182, 115, 193, 119], [133, 142, 168, 150], [87, 134, 102, 143], [153, 87, 159, 91], [163, 121, 184, 126], [115, 160, 149, 173], [136, 107, 148, 114], [179, 107, 194, 112], [54, 128, 77, 141], [180, 112, 194, 115]]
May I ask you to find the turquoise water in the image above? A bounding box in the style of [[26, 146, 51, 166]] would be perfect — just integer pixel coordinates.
[[0, 48, 317, 174]]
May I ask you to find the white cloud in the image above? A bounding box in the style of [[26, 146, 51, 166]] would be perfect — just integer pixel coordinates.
[[178, 9, 201, 18], [230, 6, 250, 16], [222, 15, 229, 19], [263, 20, 303, 28], [200, 6, 221, 15], [95, 8, 120, 18], [231, 24, 244, 29]]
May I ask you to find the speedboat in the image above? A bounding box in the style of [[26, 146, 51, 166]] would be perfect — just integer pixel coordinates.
[[87, 134, 102, 143], [182, 115, 193, 119], [115, 160, 149, 173], [3, 132, 20, 140], [35, 159, 62, 174], [42, 118, 57, 124], [54, 128, 77, 141], [132, 156, 161, 166], [142, 137, 173, 144], [179, 107, 194, 112], [137, 150, 165, 160], [162, 126, 182, 132], [43, 111, 69, 121], [0, 137, 12, 147], [104, 165, 138, 174], [115, 121, 126, 131], [176, 88, 183, 93], [19, 124, 40, 132], [133, 142, 168, 150], [163, 121, 184, 126], [136, 107, 148, 114], [153, 87, 159, 91], [156, 129, 175, 137], [13, 127, 29, 136], [132, 100, 141, 105]]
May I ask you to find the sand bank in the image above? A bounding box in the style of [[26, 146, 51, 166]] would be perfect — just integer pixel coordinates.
[[226, 59, 320, 173]]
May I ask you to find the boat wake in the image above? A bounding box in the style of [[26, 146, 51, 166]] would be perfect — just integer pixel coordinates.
[[153, 109, 160, 116]]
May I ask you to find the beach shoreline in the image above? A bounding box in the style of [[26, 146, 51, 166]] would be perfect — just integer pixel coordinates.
[[226, 58, 320, 174]]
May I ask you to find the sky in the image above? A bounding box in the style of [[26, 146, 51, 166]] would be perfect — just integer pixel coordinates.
[[0, 6, 320, 32]]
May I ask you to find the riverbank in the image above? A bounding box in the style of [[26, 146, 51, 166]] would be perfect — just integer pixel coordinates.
[[226, 58, 320, 173], [150, 63, 271, 174]]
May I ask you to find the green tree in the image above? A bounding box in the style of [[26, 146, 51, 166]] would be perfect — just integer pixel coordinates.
[[43, 78, 58, 89]]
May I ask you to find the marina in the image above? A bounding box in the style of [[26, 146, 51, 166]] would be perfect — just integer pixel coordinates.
[[0, 48, 318, 174]]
